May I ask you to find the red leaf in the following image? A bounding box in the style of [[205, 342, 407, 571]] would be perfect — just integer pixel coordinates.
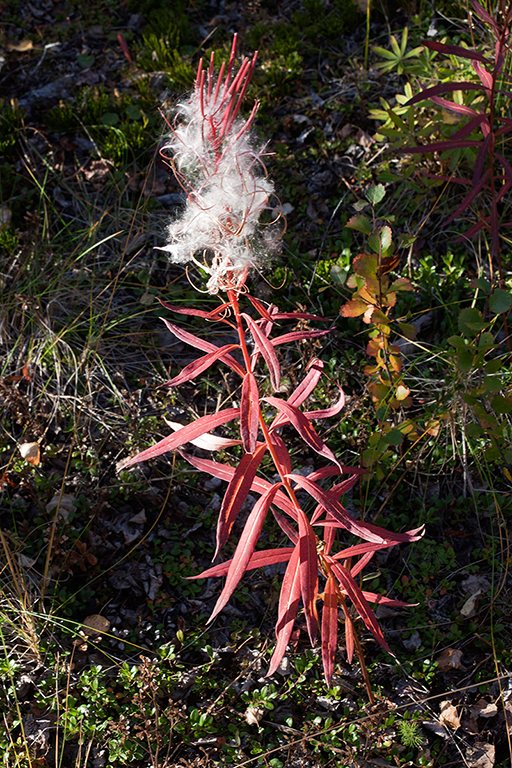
[[243, 313, 281, 390], [303, 388, 346, 421], [264, 397, 342, 470], [321, 574, 338, 687], [272, 312, 330, 321], [240, 373, 259, 453], [298, 508, 319, 645], [163, 344, 239, 387], [422, 41, 491, 63], [117, 32, 132, 63], [245, 294, 275, 322], [473, 60, 493, 90], [164, 419, 241, 450], [266, 545, 301, 678], [470, 0, 499, 34], [287, 359, 324, 407], [272, 509, 299, 544], [159, 298, 233, 325], [444, 169, 490, 225], [361, 591, 415, 607], [405, 81, 486, 105], [119, 408, 240, 469], [215, 443, 267, 558], [209, 484, 283, 622], [268, 432, 292, 475], [288, 475, 424, 545], [179, 451, 298, 520], [187, 547, 294, 579], [398, 139, 482, 154], [161, 318, 244, 376], [331, 561, 392, 655], [343, 605, 355, 663], [271, 328, 333, 346]]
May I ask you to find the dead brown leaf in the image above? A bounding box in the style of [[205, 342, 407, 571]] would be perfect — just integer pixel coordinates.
[[437, 648, 464, 671], [466, 742, 495, 768], [81, 615, 110, 637], [439, 700, 460, 731]]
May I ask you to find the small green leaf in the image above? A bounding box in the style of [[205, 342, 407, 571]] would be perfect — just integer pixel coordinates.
[[484, 359, 502, 374], [126, 105, 142, 120], [384, 429, 404, 446], [368, 225, 392, 254], [101, 112, 119, 126], [330, 265, 346, 284], [471, 277, 491, 293], [458, 307, 486, 337], [353, 253, 377, 278], [489, 288, 512, 314], [491, 395, 512, 414], [447, 335, 466, 349], [457, 349, 474, 372], [398, 322, 417, 340], [365, 184, 386, 205], [460, 392, 478, 405], [353, 200, 369, 212], [483, 375, 502, 393], [466, 423, 484, 438], [77, 53, 95, 69], [346, 214, 372, 235]]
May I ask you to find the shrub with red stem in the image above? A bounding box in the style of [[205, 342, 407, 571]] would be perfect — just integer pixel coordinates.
[[120, 36, 423, 694]]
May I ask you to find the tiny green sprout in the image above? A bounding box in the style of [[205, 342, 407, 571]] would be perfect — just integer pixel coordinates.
[[398, 716, 424, 748]]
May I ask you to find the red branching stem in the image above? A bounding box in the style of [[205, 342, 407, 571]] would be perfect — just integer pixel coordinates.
[[228, 288, 306, 516]]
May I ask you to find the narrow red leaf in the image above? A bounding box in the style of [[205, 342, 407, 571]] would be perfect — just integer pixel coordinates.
[[331, 562, 393, 655], [398, 139, 482, 154], [288, 474, 424, 545], [473, 60, 493, 90], [422, 41, 490, 64], [245, 294, 275, 322], [287, 359, 324, 407], [321, 574, 338, 687], [264, 398, 342, 470], [161, 318, 244, 376], [271, 328, 333, 346], [179, 450, 298, 520], [361, 591, 415, 607], [472, 133, 492, 185], [268, 432, 292, 475], [240, 372, 259, 453], [470, 0, 499, 34], [272, 509, 299, 544], [298, 508, 319, 645], [163, 344, 239, 387], [164, 419, 241, 450], [304, 388, 346, 420], [444, 169, 490, 225], [266, 545, 301, 678], [343, 604, 355, 663], [311, 475, 369, 523], [215, 443, 267, 557], [209, 484, 282, 622], [187, 547, 294, 579], [119, 408, 240, 469], [243, 313, 281, 390], [272, 312, 330, 321], [117, 33, 132, 63], [158, 298, 233, 325]]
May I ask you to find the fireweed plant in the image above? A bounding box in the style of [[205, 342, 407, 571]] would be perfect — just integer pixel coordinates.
[[120, 37, 423, 696]]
